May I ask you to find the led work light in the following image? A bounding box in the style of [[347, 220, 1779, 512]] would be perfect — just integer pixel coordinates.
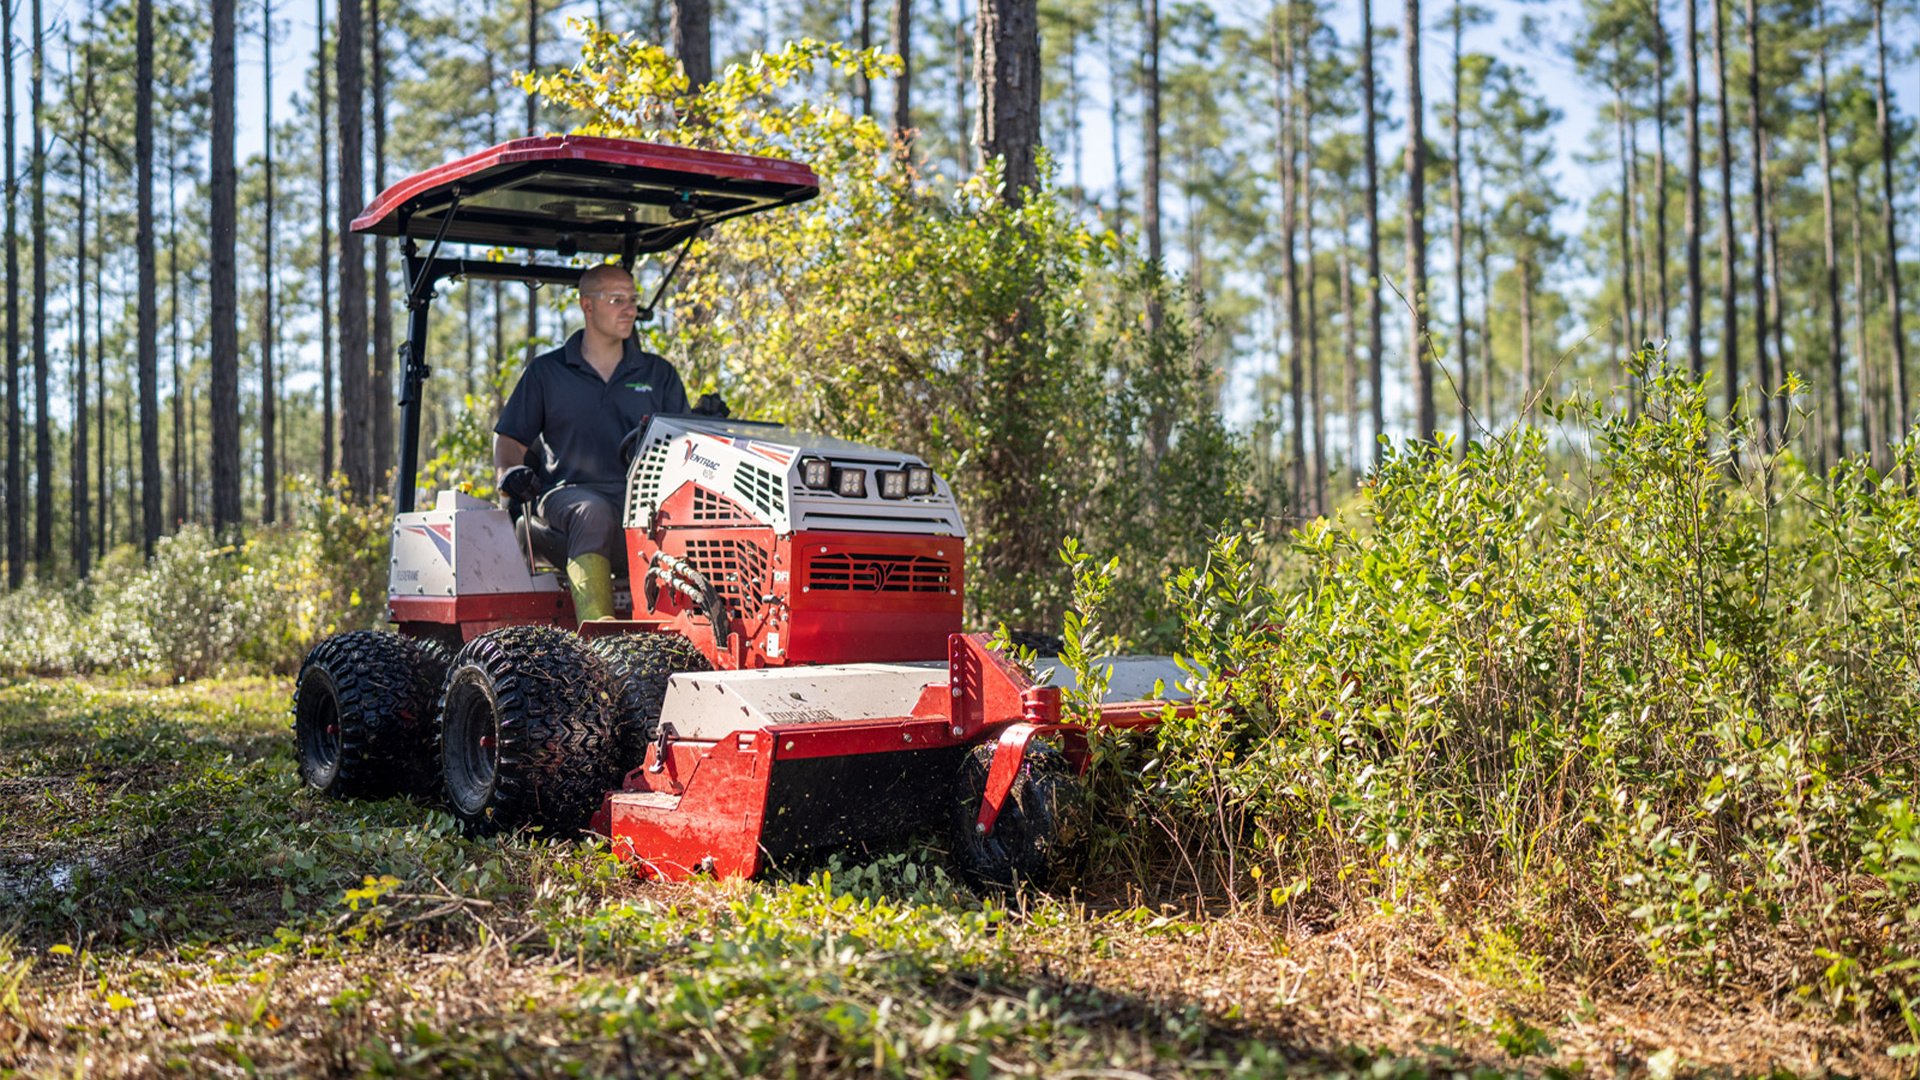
[[833, 467, 867, 498], [878, 469, 909, 500], [800, 457, 833, 489], [906, 466, 934, 496]]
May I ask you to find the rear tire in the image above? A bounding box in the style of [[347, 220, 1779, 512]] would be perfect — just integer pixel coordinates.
[[293, 630, 448, 798], [589, 633, 712, 775], [949, 742, 1072, 891], [438, 625, 619, 835]]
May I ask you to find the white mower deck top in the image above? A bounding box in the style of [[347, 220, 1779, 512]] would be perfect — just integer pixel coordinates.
[[659, 656, 1192, 741]]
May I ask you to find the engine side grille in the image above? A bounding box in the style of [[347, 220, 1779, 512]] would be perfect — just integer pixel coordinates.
[[734, 462, 785, 521], [691, 487, 756, 525], [806, 553, 952, 593], [683, 538, 771, 619], [624, 438, 674, 526]]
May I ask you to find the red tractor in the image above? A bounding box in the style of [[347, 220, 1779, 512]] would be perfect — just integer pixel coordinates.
[[293, 136, 1189, 886]]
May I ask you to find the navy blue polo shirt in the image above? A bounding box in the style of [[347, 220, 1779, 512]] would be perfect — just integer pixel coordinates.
[[495, 330, 689, 497]]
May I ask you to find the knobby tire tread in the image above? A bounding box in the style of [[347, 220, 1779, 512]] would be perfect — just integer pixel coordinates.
[[294, 630, 449, 799], [589, 633, 711, 774]]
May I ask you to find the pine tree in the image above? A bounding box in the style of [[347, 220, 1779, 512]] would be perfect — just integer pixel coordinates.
[[211, 0, 242, 532]]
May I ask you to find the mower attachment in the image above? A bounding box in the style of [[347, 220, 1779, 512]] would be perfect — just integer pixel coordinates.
[[593, 633, 1191, 881]]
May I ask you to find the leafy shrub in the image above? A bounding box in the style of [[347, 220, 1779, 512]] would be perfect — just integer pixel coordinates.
[[1080, 357, 1920, 1046]]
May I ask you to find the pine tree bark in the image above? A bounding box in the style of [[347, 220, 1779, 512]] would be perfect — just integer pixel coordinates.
[[1362, 0, 1383, 464], [1744, 0, 1771, 448], [1872, 0, 1908, 437], [168, 129, 185, 526], [1405, 0, 1433, 441], [672, 0, 712, 91], [3, 0, 21, 585], [1613, 76, 1637, 367], [338, 0, 371, 498], [1815, 0, 1844, 464], [973, 0, 1040, 204], [211, 0, 242, 533], [1450, 7, 1467, 449], [1141, 0, 1162, 267], [261, 1, 277, 522], [1713, 0, 1739, 418], [31, 0, 50, 571], [372, 0, 392, 497], [891, 0, 912, 142], [1301, 13, 1324, 515], [858, 0, 873, 115], [318, 9, 335, 482], [1652, 1, 1669, 336], [138, 0, 161, 549], [1340, 216, 1358, 470], [1853, 173, 1880, 461], [1274, 11, 1303, 516], [1685, 0, 1703, 376], [71, 24, 92, 577]]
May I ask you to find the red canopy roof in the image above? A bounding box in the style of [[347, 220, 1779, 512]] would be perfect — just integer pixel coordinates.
[[350, 136, 819, 256]]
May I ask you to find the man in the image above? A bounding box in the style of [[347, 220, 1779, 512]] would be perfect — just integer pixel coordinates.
[[494, 263, 689, 622]]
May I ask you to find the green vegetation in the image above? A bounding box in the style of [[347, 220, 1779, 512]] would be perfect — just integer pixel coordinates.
[[0, 674, 1892, 1074]]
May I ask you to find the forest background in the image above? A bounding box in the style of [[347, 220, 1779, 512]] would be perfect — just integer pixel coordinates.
[[0, 0, 1916, 636], [5, 0, 1920, 1070]]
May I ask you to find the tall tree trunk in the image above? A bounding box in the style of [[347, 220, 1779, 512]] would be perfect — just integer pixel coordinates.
[[261, 0, 277, 522], [1872, 0, 1908, 437], [339, 0, 371, 498], [3, 0, 20, 585], [1713, 0, 1739, 417], [138, 0, 160, 549], [1450, 6, 1467, 449], [372, 0, 392, 497], [1853, 173, 1880, 461], [959, 0, 973, 178], [1141, 0, 1161, 267], [1744, 0, 1771, 449], [318, 13, 334, 482], [1815, 0, 1845, 465], [1614, 79, 1636, 377], [672, 0, 712, 91], [858, 0, 873, 115], [71, 24, 91, 577], [1363, 0, 1383, 464], [31, 0, 50, 571], [973, 0, 1040, 204], [1630, 106, 1650, 359], [1476, 157, 1493, 425], [1652, 0, 1670, 337], [891, 0, 912, 143], [211, 0, 241, 532], [1405, 0, 1433, 441], [1340, 215, 1358, 471], [1274, 11, 1303, 515], [1685, 0, 1703, 376], [1301, 15, 1324, 515], [168, 129, 184, 526]]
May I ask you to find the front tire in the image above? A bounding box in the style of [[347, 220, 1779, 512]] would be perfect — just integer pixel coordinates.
[[949, 741, 1073, 891], [438, 625, 619, 835], [589, 633, 712, 775], [293, 630, 448, 798]]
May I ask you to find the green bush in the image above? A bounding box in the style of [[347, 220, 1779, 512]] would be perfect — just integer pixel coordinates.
[[0, 483, 388, 682], [1082, 357, 1920, 1044]]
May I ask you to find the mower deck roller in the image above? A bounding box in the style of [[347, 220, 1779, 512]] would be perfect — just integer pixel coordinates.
[[294, 134, 1197, 889], [592, 634, 1189, 880]]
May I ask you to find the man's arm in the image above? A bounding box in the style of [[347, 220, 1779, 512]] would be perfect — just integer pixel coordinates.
[[494, 434, 530, 486]]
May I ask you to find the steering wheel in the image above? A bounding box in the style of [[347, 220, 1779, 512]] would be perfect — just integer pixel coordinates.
[[618, 415, 657, 469]]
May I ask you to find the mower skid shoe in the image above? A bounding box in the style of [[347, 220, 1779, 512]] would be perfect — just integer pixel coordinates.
[[601, 731, 774, 880]]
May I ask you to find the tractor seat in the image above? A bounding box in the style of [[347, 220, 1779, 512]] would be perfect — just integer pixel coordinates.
[[513, 501, 630, 577]]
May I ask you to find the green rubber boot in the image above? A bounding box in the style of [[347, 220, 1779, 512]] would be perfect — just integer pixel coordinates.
[[565, 553, 616, 623]]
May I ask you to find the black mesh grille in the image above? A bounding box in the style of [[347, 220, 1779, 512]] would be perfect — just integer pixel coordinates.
[[684, 538, 772, 618], [691, 488, 755, 524]]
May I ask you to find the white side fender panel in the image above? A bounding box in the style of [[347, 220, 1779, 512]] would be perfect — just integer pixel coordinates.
[[389, 489, 563, 599]]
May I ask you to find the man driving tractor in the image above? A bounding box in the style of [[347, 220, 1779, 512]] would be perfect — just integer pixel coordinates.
[[493, 263, 705, 622]]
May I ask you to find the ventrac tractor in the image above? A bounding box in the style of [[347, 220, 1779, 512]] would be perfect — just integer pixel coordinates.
[[293, 136, 1190, 886]]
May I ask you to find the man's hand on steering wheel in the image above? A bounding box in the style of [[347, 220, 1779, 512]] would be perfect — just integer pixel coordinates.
[[692, 393, 731, 419], [499, 464, 545, 505]]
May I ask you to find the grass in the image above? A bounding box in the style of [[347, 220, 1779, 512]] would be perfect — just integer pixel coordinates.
[[0, 676, 1896, 1077]]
